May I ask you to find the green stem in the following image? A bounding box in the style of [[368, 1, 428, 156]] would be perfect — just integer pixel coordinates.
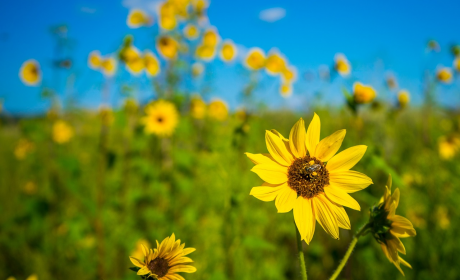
[[329, 224, 370, 280], [295, 224, 308, 280]]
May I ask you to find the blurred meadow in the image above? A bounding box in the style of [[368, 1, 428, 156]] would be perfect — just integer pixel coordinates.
[[1, 0, 460, 280]]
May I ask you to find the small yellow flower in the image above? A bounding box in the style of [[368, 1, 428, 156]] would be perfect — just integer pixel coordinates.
[[453, 58, 460, 72], [183, 24, 199, 40], [14, 138, 35, 160], [144, 50, 161, 77], [26, 274, 38, 280], [370, 175, 416, 275], [127, 9, 152, 28], [220, 40, 237, 62], [195, 44, 216, 61], [397, 90, 410, 108], [353, 82, 377, 104], [245, 48, 266, 71], [279, 83, 292, 98], [52, 120, 74, 144], [208, 99, 228, 121], [202, 28, 220, 47], [281, 66, 297, 83], [156, 36, 179, 60], [122, 46, 144, 76], [19, 59, 41, 86], [246, 115, 372, 243], [129, 234, 196, 279], [192, 0, 208, 18], [191, 62, 205, 77], [438, 134, 460, 160], [169, 0, 190, 18], [265, 51, 287, 76], [436, 67, 453, 84], [141, 100, 179, 137], [385, 73, 398, 90], [436, 206, 450, 229], [159, 2, 177, 30], [100, 56, 117, 77], [88, 51, 102, 70], [190, 95, 206, 119], [131, 239, 151, 261], [334, 53, 351, 77]]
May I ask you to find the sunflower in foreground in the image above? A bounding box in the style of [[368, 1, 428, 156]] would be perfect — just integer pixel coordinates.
[[141, 100, 179, 137], [129, 233, 196, 279], [246, 114, 373, 243], [369, 175, 416, 275]]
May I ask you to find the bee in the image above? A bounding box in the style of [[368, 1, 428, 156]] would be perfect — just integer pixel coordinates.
[[305, 164, 321, 173]]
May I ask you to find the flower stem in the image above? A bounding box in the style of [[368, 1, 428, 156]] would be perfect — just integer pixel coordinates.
[[295, 224, 308, 280], [329, 224, 370, 280]]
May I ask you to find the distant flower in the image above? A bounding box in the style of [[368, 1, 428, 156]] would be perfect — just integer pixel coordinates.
[[202, 28, 220, 47], [397, 90, 410, 108], [279, 83, 292, 98], [334, 53, 351, 77], [141, 100, 179, 137], [52, 120, 74, 144], [244, 48, 266, 71], [191, 62, 204, 77], [159, 2, 177, 30], [281, 66, 297, 83], [438, 134, 460, 160], [144, 50, 161, 77], [265, 51, 287, 76], [19, 59, 41, 86], [23, 181, 37, 195], [385, 73, 398, 90], [123, 98, 139, 115], [190, 95, 206, 119], [369, 175, 416, 275], [183, 24, 199, 40], [88, 51, 102, 70], [195, 44, 216, 61], [451, 45, 460, 57], [436, 67, 453, 84], [191, 0, 208, 19], [14, 138, 35, 160], [127, 9, 152, 28], [123, 46, 145, 76], [156, 36, 179, 60], [129, 233, 196, 279], [100, 57, 117, 77], [219, 40, 237, 62], [208, 99, 228, 121], [427, 39, 440, 52], [453, 57, 460, 72], [352, 82, 377, 104]]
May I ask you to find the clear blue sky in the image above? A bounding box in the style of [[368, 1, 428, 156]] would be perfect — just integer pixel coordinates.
[[0, 0, 459, 115]]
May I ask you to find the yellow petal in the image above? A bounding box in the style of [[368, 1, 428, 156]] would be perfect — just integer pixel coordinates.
[[329, 170, 373, 193], [327, 145, 367, 172], [289, 118, 307, 158], [313, 194, 339, 239], [182, 247, 196, 256], [265, 130, 293, 166], [390, 215, 416, 237], [249, 184, 286, 201], [306, 113, 320, 157], [391, 188, 400, 209], [245, 152, 276, 165], [137, 266, 151, 275], [168, 265, 197, 273], [314, 129, 346, 162], [399, 257, 412, 269], [275, 186, 297, 213], [329, 202, 351, 229], [324, 185, 361, 211], [141, 243, 149, 257], [251, 163, 288, 184], [293, 197, 315, 244], [129, 257, 145, 268]]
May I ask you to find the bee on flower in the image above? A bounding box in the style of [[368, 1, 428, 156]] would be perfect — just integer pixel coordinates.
[[208, 99, 228, 121], [126, 9, 152, 28], [352, 82, 377, 104], [141, 100, 179, 137], [246, 114, 373, 243], [333, 53, 351, 77], [436, 67, 453, 84], [244, 47, 266, 71], [129, 233, 196, 279], [52, 120, 74, 144], [19, 59, 41, 86]]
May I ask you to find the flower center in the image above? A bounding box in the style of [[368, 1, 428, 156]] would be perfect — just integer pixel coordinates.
[[148, 257, 170, 278], [287, 156, 329, 199], [157, 116, 164, 123]]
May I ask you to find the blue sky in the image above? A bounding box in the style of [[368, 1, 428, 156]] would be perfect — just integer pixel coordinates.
[[0, 0, 459, 115]]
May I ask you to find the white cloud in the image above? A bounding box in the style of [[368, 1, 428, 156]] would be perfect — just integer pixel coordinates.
[[80, 7, 96, 14], [122, 0, 161, 13], [259, 7, 286, 23]]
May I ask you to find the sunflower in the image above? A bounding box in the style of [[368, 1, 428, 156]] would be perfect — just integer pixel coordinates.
[[334, 53, 351, 77], [19, 59, 41, 86], [122, 46, 144, 75], [281, 66, 297, 84], [183, 24, 199, 40], [100, 57, 117, 77], [52, 120, 74, 144], [369, 175, 416, 275], [245, 48, 266, 71], [202, 28, 219, 47], [190, 95, 206, 119], [157, 36, 179, 60], [88, 51, 102, 70], [265, 51, 287, 76], [246, 114, 372, 243], [191, 62, 204, 77], [141, 100, 179, 137], [353, 82, 377, 104], [144, 50, 161, 77], [397, 90, 410, 108], [279, 83, 292, 98], [127, 9, 152, 28], [438, 134, 460, 160], [129, 233, 196, 279], [159, 2, 177, 30], [436, 67, 453, 84], [208, 99, 228, 121], [219, 40, 237, 62], [195, 44, 216, 61]]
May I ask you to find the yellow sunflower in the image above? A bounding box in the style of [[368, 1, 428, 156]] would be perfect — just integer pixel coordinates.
[[127, 9, 152, 28], [281, 66, 297, 84], [141, 100, 179, 137], [190, 95, 206, 119], [159, 2, 177, 30], [438, 134, 460, 160], [370, 175, 416, 275], [100, 56, 117, 77], [208, 99, 228, 121], [88, 51, 102, 70], [129, 233, 196, 279], [144, 50, 161, 77], [397, 90, 410, 108], [265, 51, 287, 76], [246, 114, 372, 243], [353, 82, 377, 104], [195, 44, 216, 61], [123, 46, 144, 76], [219, 40, 237, 62], [334, 53, 351, 77], [183, 24, 199, 40], [279, 83, 292, 98], [52, 120, 74, 144], [202, 28, 220, 47], [19, 59, 41, 86], [244, 48, 266, 71], [157, 36, 179, 60], [436, 67, 453, 84]]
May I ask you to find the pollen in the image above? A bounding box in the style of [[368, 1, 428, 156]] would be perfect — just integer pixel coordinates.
[[287, 156, 329, 199]]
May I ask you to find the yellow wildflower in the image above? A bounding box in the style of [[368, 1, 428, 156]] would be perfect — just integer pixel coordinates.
[[141, 100, 179, 137], [183, 24, 199, 40], [195, 44, 216, 61], [19, 59, 41, 86], [220, 40, 237, 62], [127, 9, 152, 28], [397, 90, 410, 108], [245, 48, 266, 71], [14, 138, 35, 160], [438, 134, 460, 160], [265, 51, 287, 76], [334, 53, 351, 77], [208, 99, 228, 121], [353, 82, 377, 104], [436, 67, 453, 84], [190, 95, 206, 119], [52, 120, 74, 144], [279, 83, 292, 98], [156, 36, 179, 60], [144, 50, 161, 77]]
